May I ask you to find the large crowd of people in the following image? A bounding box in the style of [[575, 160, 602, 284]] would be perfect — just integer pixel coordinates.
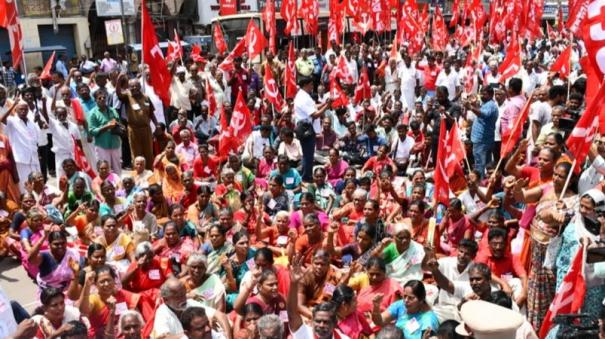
[[2, 8, 605, 339]]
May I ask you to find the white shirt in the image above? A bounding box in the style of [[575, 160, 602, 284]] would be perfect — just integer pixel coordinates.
[[0, 286, 17, 338], [435, 70, 459, 101], [391, 136, 415, 161], [49, 118, 80, 154], [244, 130, 271, 159], [294, 89, 316, 124], [529, 100, 552, 128], [4, 115, 40, 164], [152, 300, 217, 339], [437, 257, 470, 306], [579, 155, 605, 195], [291, 323, 350, 339]]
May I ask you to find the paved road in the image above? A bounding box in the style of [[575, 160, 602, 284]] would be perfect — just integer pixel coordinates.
[[1, 256, 39, 313]]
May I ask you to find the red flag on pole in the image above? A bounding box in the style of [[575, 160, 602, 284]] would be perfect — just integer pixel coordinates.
[[300, 0, 319, 35], [205, 78, 218, 117], [213, 24, 228, 55], [498, 38, 522, 83], [445, 123, 466, 177], [566, 78, 605, 170], [329, 78, 349, 108], [73, 137, 96, 179], [539, 245, 586, 338], [263, 65, 285, 112], [500, 93, 533, 158], [40, 52, 56, 80], [284, 42, 297, 99], [141, 0, 171, 106], [549, 46, 573, 79], [281, 0, 298, 36], [567, 0, 589, 36], [354, 67, 371, 105], [432, 6, 448, 52], [218, 38, 246, 72], [433, 118, 450, 207], [218, 92, 253, 157], [71, 99, 86, 125], [262, 0, 277, 54], [450, 0, 460, 28], [244, 19, 267, 60], [0, 0, 23, 70], [331, 55, 355, 84]]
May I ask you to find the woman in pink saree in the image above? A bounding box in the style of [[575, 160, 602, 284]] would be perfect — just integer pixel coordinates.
[[153, 221, 196, 275], [356, 256, 403, 314], [325, 148, 349, 188], [29, 230, 80, 294]]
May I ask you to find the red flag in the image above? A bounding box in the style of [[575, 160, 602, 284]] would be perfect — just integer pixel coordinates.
[[546, 21, 557, 40], [331, 55, 355, 84], [372, 0, 390, 33], [0, 0, 23, 70], [173, 29, 183, 60], [219, 0, 237, 15], [141, 0, 171, 106], [40, 52, 56, 80], [244, 19, 267, 60], [582, 1, 605, 79], [567, 0, 589, 36], [498, 38, 522, 83], [557, 2, 565, 32], [213, 24, 227, 55], [71, 98, 86, 125], [262, 0, 277, 54], [281, 0, 298, 36], [450, 0, 460, 28], [354, 67, 371, 105], [205, 78, 218, 117], [345, 0, 360, 20], [445, 123, 466, 177], [218, 38, 246, 72], [218, 92, 253, 157], [329, 79, 349, 108], [524, 0, 545, 39], [433, 118, 450, 207], [166, 30, 183, 64], [432, 6, 448, 52], [353, 0, 374, 36], [263, 65, 285, 112], [550, 46, 573, 79], [566, 78, 605, 169], [284, 42, 297, 99], [539, 245, 586, 338], [73, 137, 96, 179], [500, 94, 533, 158], [300, 0, 319, 35], [189, 44, 207, 64]]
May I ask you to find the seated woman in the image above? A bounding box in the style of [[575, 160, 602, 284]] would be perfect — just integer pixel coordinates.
[[181, 252, 226, 311], [27, 171, 60, 207], [201, 224, 234, 275], [325, 148, 349, 188], [162, 163, 185, 204], [153, 140, 180, 183], [261, 175, 290, 217], [277, 128, 303, 169], [297, 249, 343, 319], [29, 230, 80, 293], [334, 178, 357, 209], [289, 193, 330, 233], [0, 191, 18, 258], [123, 192, 159, 245], [18, 208, 50, 279], [121, 241, 173, 293], [238, 247, 291, 297], [192, 144, 219, 183], [233, 269, 287, 318], [306, 167, 336, 213], [99, 180, 127, 217], [403, 200, 440, 249], [153, 221, 196, 276], [292, 214, 329, 265], [256, 211, 292, 255], [214, 168, 243, 211], [332, 189, 368, 231], [146, 184, 170, 225], [360, 144, 397, 177], [326, 222, 378, 266], [234, 193, 271, 240], [94, 214, 135, 274], [92, 160, 122, 198], [167, 203, 199, 248], [404, 170, 435, 202], [355, 257, 403, 314], [379, 223, 425, 286], [66, 243, 109, 301], [64, 200, 100, 253], [77, 265, 144, 337], [331, 285, 373, 339], [439, 198, 474, 256], [233, 302, 263, 339], [61, 177, 93, 219], [269, 155, 302, 202], [131, 156, 154, 189], [255, 146, 278, 187], [371, 280, 440, 339], [32, 287, 90, 338], [223, 231, 256, 309], [187, 185, 219, 233]]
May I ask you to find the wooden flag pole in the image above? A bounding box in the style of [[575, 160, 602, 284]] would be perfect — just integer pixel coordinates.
[[559, 159, 576, 200]]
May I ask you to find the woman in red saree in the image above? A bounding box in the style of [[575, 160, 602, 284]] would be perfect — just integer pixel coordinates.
[[332, 189, 368, 246], [331, 285, 373, 339], [233, 269, 287, 318], [356, 256, 403, 314], [153, 222, 196, 276], [438, 198, 474, 256], [77, 265, 146, 338]]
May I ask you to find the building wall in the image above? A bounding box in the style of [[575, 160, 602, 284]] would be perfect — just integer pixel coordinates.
[[20, 16, 90, 69]]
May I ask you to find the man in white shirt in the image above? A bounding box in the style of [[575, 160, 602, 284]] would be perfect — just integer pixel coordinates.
[[390, 124, 415, 176], [0, 101, 45, 192], [243, 125, 272, 165], [43, 106, 81, 177], [579, 137, 605, 195], [152, 278, 230, 339], [435, 60, 459, 101], [398, 55, 420, 112], [293, 76, 331, 182]]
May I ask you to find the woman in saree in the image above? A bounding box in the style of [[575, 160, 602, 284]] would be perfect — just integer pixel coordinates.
[[162, 163, 185, 204], [238, 247, 291, 298], [233, 269, 287, 319], [95, 214, 135, 274], [334, 178, 357, 209], [289, 193, 330, 233], [234, 193, 271, 241], [181, 252, 226, 311], [66, 243, 109, 301], [256, 211, 291, 256], [153, 140, 180, 182], [153, 221, 196, 276], [213, 168, 243, 211], [61, 177, 93, 219], [201, 224, 234, 275], [326, 222, 378, 266], [331, 285, 373, 339], [121, 241, 173, 294], [306, 167, 336, 213], [233, 303, 263, 339], [325, 148, 349, 188], [402, 200, 440, 249], [5, 192, 37, 258], [99, 180, 128, 217], [297, 249, 343, 319], [32, 287, 90, 339], [187, 185, 219, 234], [438, 198, 474, 256], [77, 265, 143, 338], [146, 184, 170, 225], [379, 223, 425, 286], [64, 200, 100, 254], [123, 192, 159, 245], [167, 203, 199, 247], [355, 256, 403, 314], [223, 231, 256, 310], [17, 207, 51, 279], [29, 230, 80, 294], [509, 161, 577, 329], [332, 189, 367, 238], [92, 160, 122, 198]]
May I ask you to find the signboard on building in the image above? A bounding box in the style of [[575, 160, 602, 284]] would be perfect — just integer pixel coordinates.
[[198, 0, 259, 25], [220, 0, 238, 15], [96, 0, 136, 17], [105, 19, 124, 45]]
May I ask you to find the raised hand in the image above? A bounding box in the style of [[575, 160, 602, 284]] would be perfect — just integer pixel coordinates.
[[289, 254, 306, 282]]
